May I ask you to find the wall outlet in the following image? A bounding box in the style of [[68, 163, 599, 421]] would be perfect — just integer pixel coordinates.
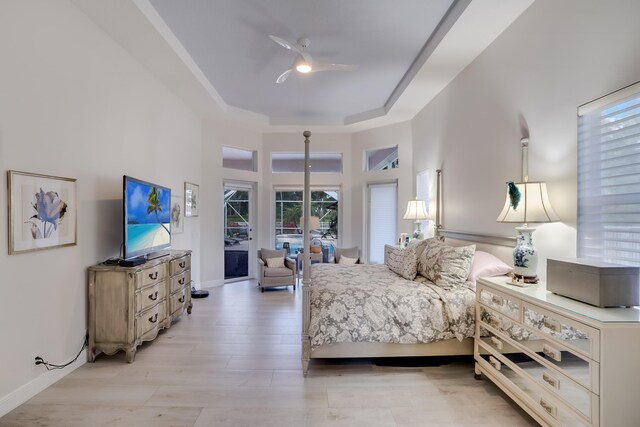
[[33, 353, 43, 367]]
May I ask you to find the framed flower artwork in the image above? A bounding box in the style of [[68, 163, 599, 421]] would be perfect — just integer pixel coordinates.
[[170, 193, 184, 234], [8, 170, 77, 254], [184, 182, 199, 217]]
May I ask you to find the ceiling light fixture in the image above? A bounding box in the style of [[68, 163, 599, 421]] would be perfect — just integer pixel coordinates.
[[296, 62, 312, 73], [294, 54, 311, 73]]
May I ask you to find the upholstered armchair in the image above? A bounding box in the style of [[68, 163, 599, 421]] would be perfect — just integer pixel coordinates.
[[257, 249, 296, 293], [329, 247, 363, 264]]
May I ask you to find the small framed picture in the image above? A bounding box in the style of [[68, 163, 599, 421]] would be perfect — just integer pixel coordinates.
[[184, 182, 199, 217], [170, 193, 184, 234], [8, 170, 77, 254]]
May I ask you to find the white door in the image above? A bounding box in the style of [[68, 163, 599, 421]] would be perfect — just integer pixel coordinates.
[[224, 182, 256, 281]]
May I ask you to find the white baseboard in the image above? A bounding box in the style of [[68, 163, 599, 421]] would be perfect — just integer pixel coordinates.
[[0, 350, 86, 417], [199, 279, 225, 289]]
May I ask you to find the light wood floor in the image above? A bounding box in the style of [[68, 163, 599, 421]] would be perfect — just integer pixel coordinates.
[[0, 280, 537, 426]]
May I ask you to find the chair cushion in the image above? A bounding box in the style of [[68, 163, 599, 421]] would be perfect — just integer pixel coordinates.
[[260, 248, 284, 262], [334, 247, 359, 263], [264, 267, 293, 277]]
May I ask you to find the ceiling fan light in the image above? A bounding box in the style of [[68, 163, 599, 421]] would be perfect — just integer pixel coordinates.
[[296, 62, 311, 73]]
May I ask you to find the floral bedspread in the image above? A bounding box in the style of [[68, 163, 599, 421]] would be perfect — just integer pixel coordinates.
[[308, 264, 476, 348]]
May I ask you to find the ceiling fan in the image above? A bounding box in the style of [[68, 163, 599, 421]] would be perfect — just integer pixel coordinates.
[[268, 35, 358, 84]]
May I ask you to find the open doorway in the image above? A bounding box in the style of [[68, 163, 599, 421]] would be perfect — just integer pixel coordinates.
[[224, 181, 256, 281]]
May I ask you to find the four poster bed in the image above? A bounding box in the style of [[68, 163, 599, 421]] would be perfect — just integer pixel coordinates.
[[299, 131, 515, 375]]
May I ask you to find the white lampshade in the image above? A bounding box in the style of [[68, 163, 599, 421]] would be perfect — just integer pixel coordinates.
[[496, 181, 560, 224], [300, 215, 321, 230], [403, 199, 429, 221]]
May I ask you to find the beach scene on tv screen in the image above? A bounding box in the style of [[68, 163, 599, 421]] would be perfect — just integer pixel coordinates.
[[127, 180, 171, 254]]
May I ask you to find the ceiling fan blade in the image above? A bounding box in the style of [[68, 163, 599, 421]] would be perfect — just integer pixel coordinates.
[[276, 69, 293, 84], [311, 63, 359, 73], [269, 35, 301, 53]]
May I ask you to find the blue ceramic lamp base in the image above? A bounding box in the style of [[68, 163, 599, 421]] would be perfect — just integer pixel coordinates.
[[512, 226, 539, 284]]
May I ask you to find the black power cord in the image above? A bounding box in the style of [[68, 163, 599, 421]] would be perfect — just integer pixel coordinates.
[[35, 335, 88, 371]]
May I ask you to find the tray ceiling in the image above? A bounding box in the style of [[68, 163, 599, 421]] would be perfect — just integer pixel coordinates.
[[148, 0, 459, 125]]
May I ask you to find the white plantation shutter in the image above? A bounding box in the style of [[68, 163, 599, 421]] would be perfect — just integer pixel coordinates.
[[368, 182, 397, 264], [577, 82, 640, 266]]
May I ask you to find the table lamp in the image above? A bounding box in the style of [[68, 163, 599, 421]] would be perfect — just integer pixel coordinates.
[[403, 199, 429, 240], [496, 181, 559, 283]]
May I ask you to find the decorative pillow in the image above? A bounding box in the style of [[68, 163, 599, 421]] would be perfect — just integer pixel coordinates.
[[261, 248, 284, 262], [418, 240, 476, 288], [338, 255, 358, 265], [334, 247, 359, 263], [385, 245, 420, 280], [468, 251, 513, 283], [265, 257, 285, 268], [407, 238, 430, 258], [436, 244, 476, 288], [417, 239, 444, 281]]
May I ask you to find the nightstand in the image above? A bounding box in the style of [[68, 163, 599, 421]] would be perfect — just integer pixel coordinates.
[[475, 276, 640, 427]]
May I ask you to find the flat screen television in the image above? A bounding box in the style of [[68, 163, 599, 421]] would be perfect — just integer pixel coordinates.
[[123, 175, 171, 260]]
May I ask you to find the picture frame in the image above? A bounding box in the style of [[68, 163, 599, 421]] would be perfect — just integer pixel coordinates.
[[170, 193, 184, 234], [8, 170, 77, 254], [184, 182, 199, 217]]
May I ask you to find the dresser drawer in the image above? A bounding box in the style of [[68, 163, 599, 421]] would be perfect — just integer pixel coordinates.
[[478, 343, 591, 427], [522, 302, 599, 361], [479, 305, 598, 392], [135, 282, 166, 313], [136, 300, 166, 338], [170, 271, 189, 294], [140, 264, 166, 289], [481, 323, 597, 421], [170, 287, 188, 317], [170, 255, 190, 276], [478, 285, 521, 321]]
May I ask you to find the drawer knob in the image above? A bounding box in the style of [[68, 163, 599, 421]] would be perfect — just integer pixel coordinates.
[[543, 317, 561, 334], [148, 291, 158, 301], [489, 356, 501, 371], [492, 295, 504, 306], [542, 371, 560, 389], [149, 313, 159, 323], [539, 398, 557, 418], [178, 278, 185, 285], [178, 296, 185, 303], [149, 271, 158, 280], [542, 344, 562, 362], [179, 261, 186, 268]]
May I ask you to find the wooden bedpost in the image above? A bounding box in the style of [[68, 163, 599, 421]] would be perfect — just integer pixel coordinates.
[[301, 130, 312, 376]]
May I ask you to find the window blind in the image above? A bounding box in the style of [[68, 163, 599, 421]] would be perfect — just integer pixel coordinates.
[[368, 182, 397, 264], [577, 82, 640, 266]]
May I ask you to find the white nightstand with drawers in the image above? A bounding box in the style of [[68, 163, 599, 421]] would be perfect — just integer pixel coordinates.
[[475, 276, 640, 427]]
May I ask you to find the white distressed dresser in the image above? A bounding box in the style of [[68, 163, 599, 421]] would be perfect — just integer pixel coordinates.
[[475, 276, 640, 427], [88, 250, 192, 362]]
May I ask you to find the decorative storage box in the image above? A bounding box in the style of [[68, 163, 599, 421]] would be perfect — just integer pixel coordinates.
[[547, 258, 640, 307]]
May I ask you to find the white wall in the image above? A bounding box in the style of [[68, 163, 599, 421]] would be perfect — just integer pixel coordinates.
[[351, 122, 414, 261], [412, 0, 640, 278], [200, 120, 262, 287], [0, 0, 202, 414]]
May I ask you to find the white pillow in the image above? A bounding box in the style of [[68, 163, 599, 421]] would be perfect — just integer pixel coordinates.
[[468, 251, 513, 283], [265, 257, 285, 268], [338, 255, 358, 265]]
